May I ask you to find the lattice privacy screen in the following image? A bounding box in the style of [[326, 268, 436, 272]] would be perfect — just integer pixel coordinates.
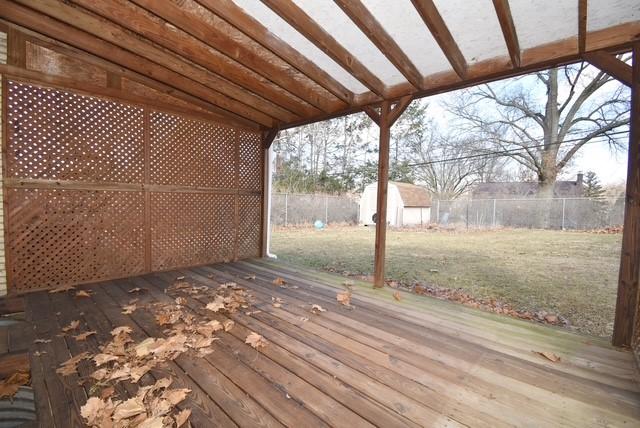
[[4, 80, 263, 293]]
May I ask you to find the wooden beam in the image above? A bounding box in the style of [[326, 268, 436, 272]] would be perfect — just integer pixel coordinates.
[[262, 0, 387, 97], [0, 20, 262, 130], [612, 43, 640, 347], [0, 63, 256, 128], [282, 21, 640, 130], [363, 106, 381, 126], [583, 50, 632, 87], [128, 0, 337, 115], [492, 0, 521, 68], [411, 0, 467, 79], [388, 95, 413, 126], [6, 27, 26, 68], [578, 0, 587, 53], [196, 0, 355, 104], [0, 0, 266, 128], [71, 0, 300, 122], [373, 100, 392, 289], [262, 127, 280, 149], [11, 0, 276, 126], [334, 0, 424, 90]]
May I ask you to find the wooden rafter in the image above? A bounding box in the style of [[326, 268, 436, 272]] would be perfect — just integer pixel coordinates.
[[411, 0, 467, 79], [583, 50, 632, 87], [492, 0, 521, 68], [578, 0, 588, 53], [196, 0, 354, 104], [128, 0, 340, 115], [0, 19, 261, 130], [262, 0, 387, 97], [69, 0, 300, 122], [67, 0, 300, 122], [262, 127, 280, 149], [0, 1, 265, 128], [333, 0, 424, 90]]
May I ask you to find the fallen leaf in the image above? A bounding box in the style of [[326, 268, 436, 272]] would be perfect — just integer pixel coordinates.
[[272, 277, 286, 286], [75, 290, 91, 298], [245, 332, 268, 349], [176, 276, 185, 280], [81, 397, 115, 426], [122, 304, 137, 315], [111, 326, 133, 336], [135, 337, 157, 357], [205, 296, 225, 313], [94, 353, 119, 366], [535, 351, 561, 362], [162, 388, 191, 405], [393, 291, 401, 301], [91, 368, 109, 381], [337, 291, 352, 306], [62, 320, 80, 333], [74, 331, 97, 341], [49, 284, 75, 294], [205, 320, 223, 332], [175, 297, 188, 305], [100, 386, 115, 400], [138, 416, 165, 428], [244, 274, 256, 280], [128, 287, 145, 293], [0, 370, 30, 399], [57, 352, 90, 376], [223, 320, 234, 332], [33, 339, 51, 344], [311, 304, 326, 314], [175, 408, 191, 427], [113, 397, 146, 421]]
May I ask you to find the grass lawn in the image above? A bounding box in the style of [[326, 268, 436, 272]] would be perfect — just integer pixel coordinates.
[[270, 226, 622, 338]]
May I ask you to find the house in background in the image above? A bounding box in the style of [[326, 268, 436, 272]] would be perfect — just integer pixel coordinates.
[[472, 174, 585, 199], [360, 181, 431, 227]]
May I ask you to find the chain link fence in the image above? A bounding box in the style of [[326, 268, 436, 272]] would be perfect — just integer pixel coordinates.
[[271, 193, 359, 226], [434, 197, 625, 230]]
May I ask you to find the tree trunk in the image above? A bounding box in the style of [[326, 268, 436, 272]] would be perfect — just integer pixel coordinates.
[[538, 68, 561, 228]]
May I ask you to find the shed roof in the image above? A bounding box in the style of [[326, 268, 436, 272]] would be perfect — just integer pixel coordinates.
[[391, 181, 432, 207], [1, 0, 638, 130]]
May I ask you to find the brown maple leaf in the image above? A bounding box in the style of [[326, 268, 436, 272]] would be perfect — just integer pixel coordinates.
[[311, 304, 326, 314], [535, 351, 561, 362], [0, 370, 30, 399], [272, 277, 287, 286], [121, 304, 137, 315], [62, 320, 81, 333], [393, 291, 401, 301], [74, 331, 97, 341], [337, 291, 352, 306], [245, 332, 268, 349], [75, 290, 92, 298]]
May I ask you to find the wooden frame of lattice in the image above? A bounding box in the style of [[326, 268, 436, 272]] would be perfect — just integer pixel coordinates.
[[2, 78, 264, 293]]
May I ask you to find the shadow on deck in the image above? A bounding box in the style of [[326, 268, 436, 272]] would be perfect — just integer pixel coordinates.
[[17, 259, 640, 427]]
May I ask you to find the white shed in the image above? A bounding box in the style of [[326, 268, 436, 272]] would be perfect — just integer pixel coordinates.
[[359, 181, 431, 227]]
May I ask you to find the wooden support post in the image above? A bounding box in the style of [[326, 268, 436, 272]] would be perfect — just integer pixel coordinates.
[[374, 101, 392, 288], [613, 43, 640, 347], [369, 96, 413, 288]]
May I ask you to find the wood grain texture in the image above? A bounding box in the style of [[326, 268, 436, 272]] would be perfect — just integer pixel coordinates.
[[20, 260, 640, 427]]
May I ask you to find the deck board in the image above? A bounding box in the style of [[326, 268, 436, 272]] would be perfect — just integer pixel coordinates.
[[21, 259, 640, 427]]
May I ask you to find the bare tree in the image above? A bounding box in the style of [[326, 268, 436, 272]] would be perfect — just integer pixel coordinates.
[[394, 101, 507, 199], [449, 61, 631, 196]]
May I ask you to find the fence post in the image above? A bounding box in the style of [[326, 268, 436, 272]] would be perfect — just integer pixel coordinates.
[[561, 198, 566, 230], [325, 195, 328, 225], [284, 193, 288, 227], [492, 198, 497, 228], [436, 200, 440, 223]]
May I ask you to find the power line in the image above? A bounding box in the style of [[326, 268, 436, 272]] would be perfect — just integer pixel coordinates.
[[404, 129, 629, 168]]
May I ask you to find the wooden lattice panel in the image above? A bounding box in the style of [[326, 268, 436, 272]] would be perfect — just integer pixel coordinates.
[[150, 192, 236, 271], [4, 80, 264, 293], [150, 112, 236, 188], [6, 81, 144, 182], [237, 194, 262, 259], [238, 130, 263, 191], [6, 188, 145, 291]]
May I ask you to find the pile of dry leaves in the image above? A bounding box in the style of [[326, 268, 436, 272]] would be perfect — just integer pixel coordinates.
[[52, 278, 268, 427]]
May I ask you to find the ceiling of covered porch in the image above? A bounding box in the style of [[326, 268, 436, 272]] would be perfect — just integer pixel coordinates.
[[1, 0, 638, 129]]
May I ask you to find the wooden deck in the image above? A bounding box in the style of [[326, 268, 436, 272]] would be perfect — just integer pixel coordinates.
[[20, 259, 640, 427]]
